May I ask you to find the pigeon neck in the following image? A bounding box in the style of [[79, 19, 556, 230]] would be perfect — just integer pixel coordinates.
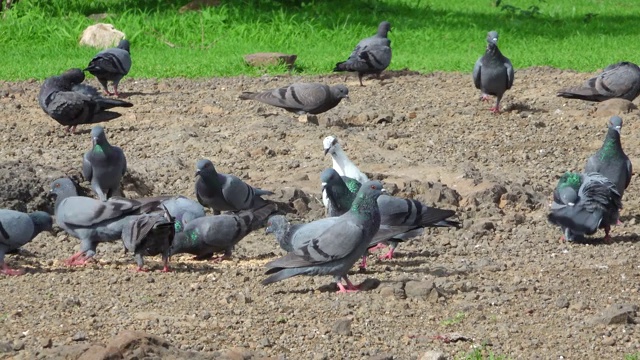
[[202, 170, 222, 188], [331, 146, 356, 173], [599, 129, 622, 159], [92, 142, 111, 154], [486, 43, 500, 57], [349, 193, 378, 220], [327, 183, 354, 211], [54, 191, 74, 212]]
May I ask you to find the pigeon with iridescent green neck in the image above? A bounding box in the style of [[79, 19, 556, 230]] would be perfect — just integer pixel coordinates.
[[320, 168, 459, 264], [548, 172, 621, 242], [584, 116, 632, 198], [195, 159, 274, 215], [168, 203, 277, 261], [262, 181, 385, 293], [82, 126, 127, 201]]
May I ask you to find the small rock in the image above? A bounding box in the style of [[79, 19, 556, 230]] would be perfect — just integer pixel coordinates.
[[332, 318, 353, 336], [72, 331, 87, 341], [0, 342, 11, 353], [420, 350, 447, 360], [79, 23, 125, 48], [588, 303, 638, 325], [368, 354, 394, 360], [200, 310, 211, 320], [405, 280, 435, 299], [292, 198, 310, 215], [40, 337, 53, 349], [555, 296, 569, 309], [602, 336, 616, 346], [298, 114, 319, 125], [12, 340, 24, 351], [595, 98, 637, 116]]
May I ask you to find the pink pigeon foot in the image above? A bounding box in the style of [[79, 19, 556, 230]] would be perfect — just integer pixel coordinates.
[[209, 255, 230, 263], [64, 251, 90, 266], [336, 277, 360, 293], [559, 235, 565, 242], [368, 243, 387, 253], [159, 265, 171, 273], [379, 248, 395, 260], [490, 106, 501, 113], [1, 263, 25, 276], [603, 225, 613, 244], [480, 94, 491, 102], [616, 219, 623, 225], [132, 266, 149, 273]]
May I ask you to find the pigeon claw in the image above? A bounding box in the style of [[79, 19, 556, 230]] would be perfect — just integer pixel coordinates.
[[379, 248, 395, 260], [1, 264, 25, 276], [368, 243, 387, 253], [489, 106, 501, 113], [64, 252, 91, 266], [158, 265, 171, 273], [132, 267, 149, 273], [336, 282, 360, 293]]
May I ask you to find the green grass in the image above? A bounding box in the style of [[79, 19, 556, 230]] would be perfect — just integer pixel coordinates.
[[440, 311, 466, 326], [625, 353, 640, 360], [458, 346, 509, 360], [1, 0, 640, 80]]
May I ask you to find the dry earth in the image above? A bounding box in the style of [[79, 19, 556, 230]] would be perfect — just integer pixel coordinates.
[[0, 68, 639, 360]]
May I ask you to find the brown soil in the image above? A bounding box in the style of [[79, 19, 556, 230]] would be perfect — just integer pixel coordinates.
[[0, 68, 638, 360]]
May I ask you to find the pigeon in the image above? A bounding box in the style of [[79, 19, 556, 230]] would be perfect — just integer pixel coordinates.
[[472, 31, 514, 113], [195, 159, 274, 215], [160, 196, 206, 233], [584, 116, 632, 198], [557, 62, 640, 102], [38, 68, 133, 132], [320, 169, 460, 264], [49, 178, 167, 266], [84, 39, 132, 97], [169, 203, 277, 261], [322, 136, 369, 208], [261, 181, 385, 293], [333, 21, 392, 86], [122, 205, 175, 272], [82, 125, 127, 201], [0, 210, 53, 275], [239, 83, 349, 115], [548, 172, 621, 242]]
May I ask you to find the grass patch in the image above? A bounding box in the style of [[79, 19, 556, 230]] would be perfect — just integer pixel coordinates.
[[625, 353, 640, 360], [1, 0, 640, 80], [440, 312, 466, 326], [458, 345, 509, 360]]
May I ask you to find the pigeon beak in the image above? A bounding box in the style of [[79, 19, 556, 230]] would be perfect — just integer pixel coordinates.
[[265, 226, 272, 234], [321, 182, 327, 192], [195, 170, 201, 177], [344, 95, 351, 102], [567, 202, 575, 206], [381, 189, 386, 193], [323, 147, 330, 156]]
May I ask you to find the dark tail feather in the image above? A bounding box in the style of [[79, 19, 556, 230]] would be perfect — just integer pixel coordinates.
[[255, 188, 275, 197], [248, 202, 279, 230], [556, 88, 605, 102], [97, 98, 134, 109], [261, 267, 301, 285], [432, 219, 461, 229], [239, 92, 256, 100], [421, 208, 458, 227]]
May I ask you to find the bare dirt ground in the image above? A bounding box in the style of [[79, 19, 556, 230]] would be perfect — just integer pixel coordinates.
[[0, 68, 639, 360]]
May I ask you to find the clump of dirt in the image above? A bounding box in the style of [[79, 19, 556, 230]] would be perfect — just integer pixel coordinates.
[[0, 68, 639, 359]]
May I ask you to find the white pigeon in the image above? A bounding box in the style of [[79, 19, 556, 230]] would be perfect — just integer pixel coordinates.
[[322, 136, 369, 208]]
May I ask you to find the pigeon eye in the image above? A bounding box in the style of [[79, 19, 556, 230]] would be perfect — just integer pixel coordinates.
[[370, 185, 376, 189]]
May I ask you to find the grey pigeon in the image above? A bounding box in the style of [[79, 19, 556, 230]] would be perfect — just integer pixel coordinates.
[[320, 169, 460, 265], [38, 68, 133, 133], [122, 205, 175, 272], [584, 116, 632, 198], [84, 39, 132, 97], [160, 196, 206, 233], [239, 83, 349, 115], [49, 178, 167, 266], [82, 125, 127, 201], [334, 21, 392, 86], [0, 210, 52, 275], [169, 202, 277, 261], [195, 159, 274, 215], [548, 172, 621, 242], [472, 31, 514, 113], [557, 62, 640, 102], [261, 181, 385, 293]]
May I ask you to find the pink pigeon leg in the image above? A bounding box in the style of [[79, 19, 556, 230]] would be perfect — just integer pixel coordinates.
[[489, 106, 501, 113], [379, 247, 396, 260], [359, 255, 367, 270], [342, 276, 359, 291], [616, 219, 623, 225], [64, 251, 86, 266], [603, 224, 613, 244], [132, 266, 149, 273], [1, 263, 25, 276], [158, 258, 171, 273], [480, 94, 491, 102]]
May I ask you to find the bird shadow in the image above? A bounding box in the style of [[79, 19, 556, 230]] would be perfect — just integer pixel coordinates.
[[272, 277, 381, 294], [120, 91, 168, 98], [567, 233, 640, 245], [503, 101, 547, 114]]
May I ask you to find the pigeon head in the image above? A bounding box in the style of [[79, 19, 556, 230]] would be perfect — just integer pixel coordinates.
[[322, 135, 340, 155], [486, 31, 499, 45], [29, 211, 54, 234], [118, 39, 131, 53], [557, 187, 578, 206], [330, 85, 349, 101], [195, 159, 216, 177], [350, 180, 385, 213], [62, 68, 85, 85], [608, 116, 623, 133], [377, 21, 392, 37], [320, 168, 343, 189], [265, 215, 289, 235], [90, 126, 109, 148], [49, 178, 78, 202]]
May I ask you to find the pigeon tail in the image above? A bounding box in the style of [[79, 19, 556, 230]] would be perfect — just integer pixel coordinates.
[[238, 92, 257, 100], [97, 98, 134, 110], [261, 267, 304, 285], [557, 88, 607, 102]]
